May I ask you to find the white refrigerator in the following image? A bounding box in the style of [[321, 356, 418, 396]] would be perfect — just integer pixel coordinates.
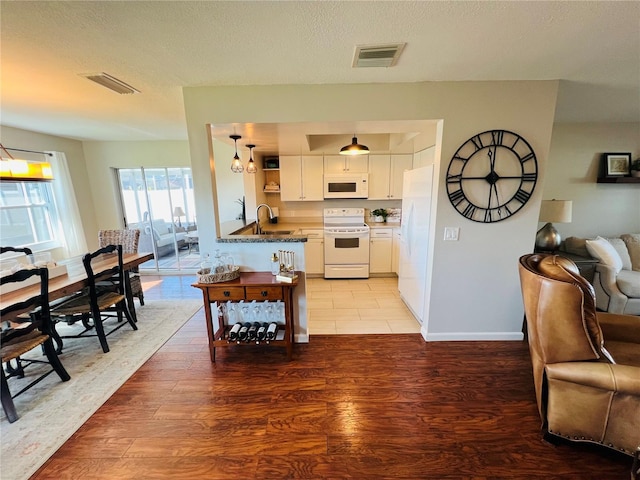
[[398, 165, 434, 324]]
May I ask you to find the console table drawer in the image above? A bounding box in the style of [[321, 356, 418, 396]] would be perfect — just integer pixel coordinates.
[[207, 286, 246, 301], [245, 286, 284, 301]]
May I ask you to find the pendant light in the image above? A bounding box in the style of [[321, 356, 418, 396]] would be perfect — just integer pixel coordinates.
[[246, 144, 257, 174], [339, 135, 369, 156], [0, 143, 54, 182], [230, 134, 243, 173]]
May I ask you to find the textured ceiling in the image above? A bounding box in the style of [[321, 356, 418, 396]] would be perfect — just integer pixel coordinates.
[[0, 1, 638, 142]]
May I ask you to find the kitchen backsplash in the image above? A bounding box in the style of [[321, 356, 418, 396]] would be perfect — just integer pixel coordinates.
[[277, 206, 402, 224]]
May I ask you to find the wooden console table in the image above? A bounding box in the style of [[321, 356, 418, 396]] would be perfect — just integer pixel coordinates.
[[192, 271, 298, 362]]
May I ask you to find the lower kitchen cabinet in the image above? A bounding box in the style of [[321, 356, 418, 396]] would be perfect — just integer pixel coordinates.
[[370, 227, 393, 274], [392, 227, 401, 274], [301, 229, 324, 276]]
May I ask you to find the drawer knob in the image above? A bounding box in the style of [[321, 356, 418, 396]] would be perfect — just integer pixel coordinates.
[[261, 290, 268, 297], [223, 291, 231, 297]]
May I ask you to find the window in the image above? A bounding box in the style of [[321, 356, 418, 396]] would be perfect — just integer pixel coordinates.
[[117, 167, 198, 272], [0, 180, 61, 249]]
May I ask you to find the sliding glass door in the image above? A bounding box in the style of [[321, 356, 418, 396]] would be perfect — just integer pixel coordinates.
[[117, 167, 199, 272]]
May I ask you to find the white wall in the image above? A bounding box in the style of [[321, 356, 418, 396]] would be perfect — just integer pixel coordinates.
[[183, 81, 560, 341], [0, 125, 97, 255], [542, 123, 640, 238], [81, 140, 190, 249], [211, 139, 245, 223]]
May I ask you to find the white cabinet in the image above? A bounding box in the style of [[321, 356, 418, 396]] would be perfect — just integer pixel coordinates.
[[301, 229, 324, 275], [392, 227, 401, 274], [413, 146, 435, 169], [279, 155, 323, 201], [370, 227, 393, 274], [324, 155, 369, 174], [369, 154, 413, 200]]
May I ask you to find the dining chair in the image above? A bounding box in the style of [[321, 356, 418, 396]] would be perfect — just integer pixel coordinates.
[[1, 267, 70, 423], [50, 244, 137, 353], [1, 246, 35, 375], [98, 229, 144, 306], [0, 246, 33, 256]]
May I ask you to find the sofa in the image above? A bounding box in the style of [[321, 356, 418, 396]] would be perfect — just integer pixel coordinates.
[[131, 220, 187, 257], [564, 234, 640, 315]]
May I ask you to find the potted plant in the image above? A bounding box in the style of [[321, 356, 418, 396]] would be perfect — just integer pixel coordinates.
[[631, 158, 640, 178], [371, 208, 389, 223]]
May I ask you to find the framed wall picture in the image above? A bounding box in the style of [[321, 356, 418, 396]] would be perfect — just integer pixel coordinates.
[[602, 152, 631, 177]]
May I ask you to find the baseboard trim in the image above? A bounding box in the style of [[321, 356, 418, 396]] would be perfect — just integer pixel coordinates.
[[421, 329, 525, 342], [295, 333, 309, 343]]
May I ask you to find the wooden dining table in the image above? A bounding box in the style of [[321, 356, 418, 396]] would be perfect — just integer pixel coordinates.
[[0, 252, 154, 323]]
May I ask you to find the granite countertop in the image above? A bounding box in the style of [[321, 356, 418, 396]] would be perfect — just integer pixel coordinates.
[[217, 220, 309, 243], [367, 221, 401, 228]]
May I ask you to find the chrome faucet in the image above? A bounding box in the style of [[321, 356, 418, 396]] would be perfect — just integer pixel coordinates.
[[255, 203, 274, 234]]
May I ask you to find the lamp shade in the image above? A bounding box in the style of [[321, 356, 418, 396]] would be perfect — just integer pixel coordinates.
[[538, 200, 572, 224], [173, 206, 186, 217]]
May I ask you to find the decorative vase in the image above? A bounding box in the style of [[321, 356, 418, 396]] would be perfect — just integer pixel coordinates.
[[631, 170, 640, 178], [374, 215, 384, 223]]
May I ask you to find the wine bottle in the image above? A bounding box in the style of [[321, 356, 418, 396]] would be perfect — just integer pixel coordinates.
[[238, 322, 251, 341], [266, 322, 278, 341], [256, 323, 267, 342], [228, 323, 241, 342], [247, 322, 260, 341]]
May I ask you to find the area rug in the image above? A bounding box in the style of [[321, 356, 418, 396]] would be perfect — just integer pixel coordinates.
[[0, 300, 202, 480]]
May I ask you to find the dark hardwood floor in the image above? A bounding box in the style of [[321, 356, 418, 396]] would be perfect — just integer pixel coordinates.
[[32, 276, 631, 479]]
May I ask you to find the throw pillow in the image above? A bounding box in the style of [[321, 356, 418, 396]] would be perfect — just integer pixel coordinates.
[[621, 233, 640, 272], [606, 237, 632, 271], [563, 236, 590, 257], [585, 236, 623, 273]]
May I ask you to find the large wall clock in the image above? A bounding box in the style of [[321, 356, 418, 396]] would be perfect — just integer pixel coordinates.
[[446, 129, 538, 223]]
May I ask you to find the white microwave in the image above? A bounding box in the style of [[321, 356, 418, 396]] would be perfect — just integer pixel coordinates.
[[323, 173, 369, 199]]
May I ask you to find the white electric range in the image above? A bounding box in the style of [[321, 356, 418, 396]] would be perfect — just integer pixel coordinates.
[[323, 207, 370, 279]]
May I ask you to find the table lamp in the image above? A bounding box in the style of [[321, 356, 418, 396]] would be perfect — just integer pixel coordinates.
[[535, 199, 572, 252], [173, 206, 186, 227]]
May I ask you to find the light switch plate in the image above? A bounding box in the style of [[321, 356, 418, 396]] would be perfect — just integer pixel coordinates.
[[444, 227, 459, 241]]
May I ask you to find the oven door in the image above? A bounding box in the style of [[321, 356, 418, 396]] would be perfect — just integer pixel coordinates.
[[324, 229, 370, 265]]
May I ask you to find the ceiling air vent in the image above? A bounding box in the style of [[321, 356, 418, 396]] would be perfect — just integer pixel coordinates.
[[81, 72, 140, 95], [352, 43, 406, 68]]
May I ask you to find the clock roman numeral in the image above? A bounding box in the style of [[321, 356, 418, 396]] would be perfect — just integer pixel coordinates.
[[449, 188, 465, 206], [484, 209, 493, 223], [470, 135, 484, 150], [522, 172, 536, 182], [520, 152, 535, 163], [490, 130, 504, 146], [462, 204, 476, 219], [453, 154, 469, 163], [447, 174, 462, 184], [514, 188, 531, 204]]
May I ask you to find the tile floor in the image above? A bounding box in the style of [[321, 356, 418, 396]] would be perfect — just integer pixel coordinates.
[[306, 276, 422, 335]]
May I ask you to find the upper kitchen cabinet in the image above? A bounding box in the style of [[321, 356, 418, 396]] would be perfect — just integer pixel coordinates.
[[413, 146, 435, 169], [279, 155, 324, 201], [324, 155, 369, 174], [368, 154, 413, 200]]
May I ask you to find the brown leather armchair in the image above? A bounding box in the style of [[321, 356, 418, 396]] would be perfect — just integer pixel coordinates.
[[518, 254, 640, 468]]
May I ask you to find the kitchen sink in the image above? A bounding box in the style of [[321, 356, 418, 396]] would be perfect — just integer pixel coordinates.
[[260, 230, 294, 235]]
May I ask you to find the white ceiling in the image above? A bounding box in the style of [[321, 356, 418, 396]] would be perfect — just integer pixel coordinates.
[[1, 1, 638, 147]]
